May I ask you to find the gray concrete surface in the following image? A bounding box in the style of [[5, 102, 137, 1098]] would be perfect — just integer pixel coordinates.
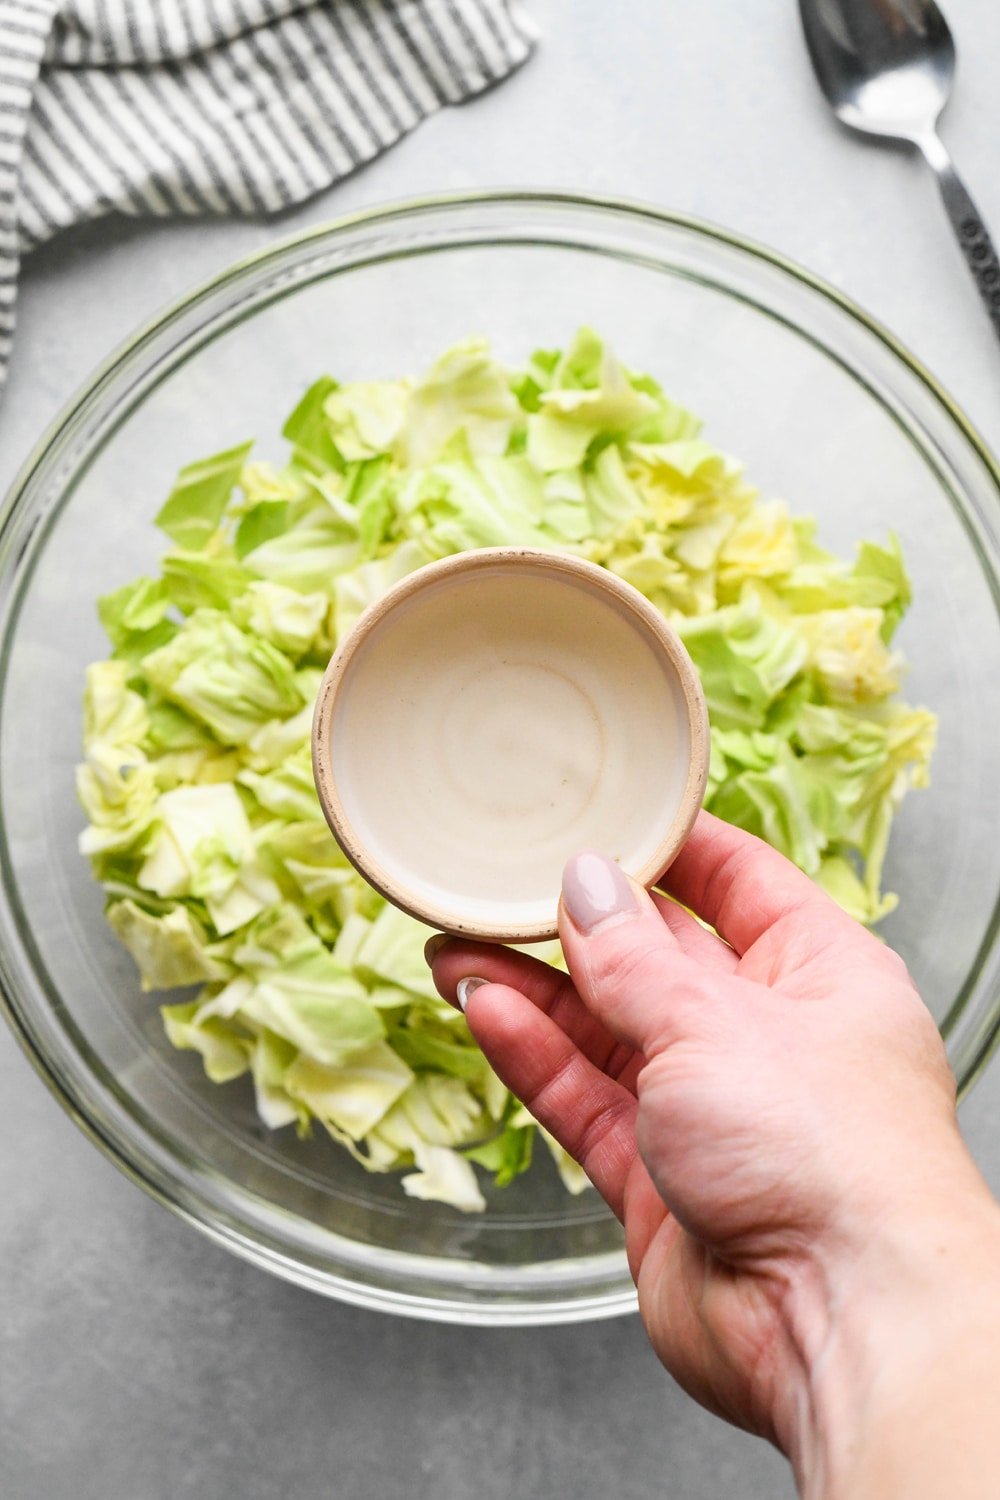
[[2, 2, 1000, 1496]]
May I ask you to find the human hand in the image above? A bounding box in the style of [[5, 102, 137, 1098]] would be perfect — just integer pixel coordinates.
[[428, 812, 1000, 1498]]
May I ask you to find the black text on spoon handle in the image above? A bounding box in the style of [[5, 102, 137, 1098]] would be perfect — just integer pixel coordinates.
[[921, 135, 1000, 345]]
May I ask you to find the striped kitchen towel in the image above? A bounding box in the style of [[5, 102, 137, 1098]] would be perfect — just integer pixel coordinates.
[[0, 0, 536, 395]]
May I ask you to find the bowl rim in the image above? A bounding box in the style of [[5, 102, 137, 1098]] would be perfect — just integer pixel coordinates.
[[4, 188, 1000, 551], [311, 546, 710, 942], [3, 188, 1000, 1324]]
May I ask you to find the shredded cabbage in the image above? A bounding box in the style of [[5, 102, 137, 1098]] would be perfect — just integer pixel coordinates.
[[78, 330, 936, 1209]]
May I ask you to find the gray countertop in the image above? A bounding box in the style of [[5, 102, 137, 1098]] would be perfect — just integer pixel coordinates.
[[2, 3, 1000, 1496]]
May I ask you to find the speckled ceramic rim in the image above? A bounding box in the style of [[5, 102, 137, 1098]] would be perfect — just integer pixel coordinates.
[[312, 547, 710, 943]]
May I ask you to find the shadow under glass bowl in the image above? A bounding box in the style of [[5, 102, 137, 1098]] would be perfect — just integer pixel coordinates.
[[1, 192, 999, 1325]]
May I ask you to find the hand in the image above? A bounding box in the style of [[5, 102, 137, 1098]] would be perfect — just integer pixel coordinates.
[[428, 812, 1000, 1498]]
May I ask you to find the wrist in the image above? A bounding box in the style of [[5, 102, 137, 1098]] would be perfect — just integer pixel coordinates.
[[783, 1179, 1000, 1499]]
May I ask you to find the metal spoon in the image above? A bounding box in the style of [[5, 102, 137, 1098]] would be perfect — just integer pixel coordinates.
[[799, 0, 1000, 342]]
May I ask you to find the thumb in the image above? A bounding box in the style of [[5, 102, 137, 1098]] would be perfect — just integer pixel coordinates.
[[558, 850, 716, 1059]]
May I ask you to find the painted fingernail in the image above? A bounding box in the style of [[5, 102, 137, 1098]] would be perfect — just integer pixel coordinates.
[[456, 976, 489, 1012], [562, 851, 639, 934], [424, 933, 447, 965]]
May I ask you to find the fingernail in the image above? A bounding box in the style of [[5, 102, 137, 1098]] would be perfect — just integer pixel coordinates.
[[562, 851, 639, 934], [424, 933, 447, 965], [456, 976, 489, 1013]]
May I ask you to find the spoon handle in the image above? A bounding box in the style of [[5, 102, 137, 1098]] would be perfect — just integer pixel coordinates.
[[919, 133, 1000, 344]]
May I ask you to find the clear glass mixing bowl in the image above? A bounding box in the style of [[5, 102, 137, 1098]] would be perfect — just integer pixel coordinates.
[[2, 192, 999, 1325]]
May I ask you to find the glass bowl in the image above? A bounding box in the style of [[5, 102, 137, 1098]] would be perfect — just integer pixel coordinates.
[[2, 192, 999, 1326]]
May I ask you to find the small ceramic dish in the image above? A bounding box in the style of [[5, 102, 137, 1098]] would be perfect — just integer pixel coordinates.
[[312, 547, 709, 942]]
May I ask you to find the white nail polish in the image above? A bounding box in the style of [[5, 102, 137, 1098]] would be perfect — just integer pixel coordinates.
[[456, 976, 488, 1012]]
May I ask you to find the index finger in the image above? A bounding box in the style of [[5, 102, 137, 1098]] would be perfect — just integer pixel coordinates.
[[460, 981, 638, 1221], [662, 810, 850, 957], [429, 938, 641, 1090]]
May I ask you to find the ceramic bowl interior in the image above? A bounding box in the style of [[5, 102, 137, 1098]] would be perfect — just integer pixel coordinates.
[[1, 193, 1000, 1324], [312, 548, 709, 942]]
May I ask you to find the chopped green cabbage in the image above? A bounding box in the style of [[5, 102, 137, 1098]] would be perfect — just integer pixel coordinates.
[[78, 330, 936, 1210]]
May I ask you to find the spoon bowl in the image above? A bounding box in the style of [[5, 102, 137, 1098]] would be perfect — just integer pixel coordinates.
[[800, 0, 954, 145]]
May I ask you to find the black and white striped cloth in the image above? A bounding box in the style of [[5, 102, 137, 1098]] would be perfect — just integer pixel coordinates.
[[0, 0, 536, 394]]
